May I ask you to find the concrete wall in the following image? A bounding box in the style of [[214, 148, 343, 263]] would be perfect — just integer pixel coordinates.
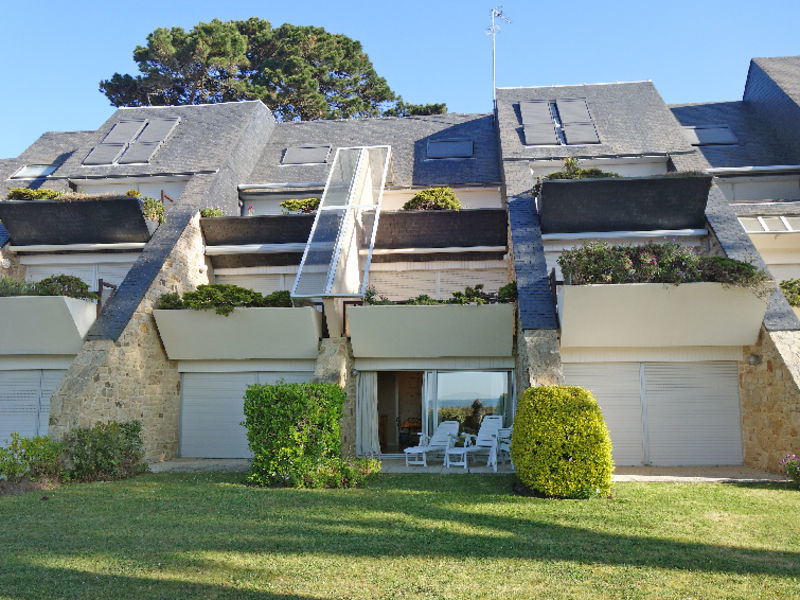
[[48, 215, 208, 460], [740, 327, 800, 471]]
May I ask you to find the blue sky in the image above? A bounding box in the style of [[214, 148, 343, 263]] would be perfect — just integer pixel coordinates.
[[1, 0, 798, 158]]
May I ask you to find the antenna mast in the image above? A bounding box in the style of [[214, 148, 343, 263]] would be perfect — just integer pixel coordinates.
[[488, 6, 511, 108]]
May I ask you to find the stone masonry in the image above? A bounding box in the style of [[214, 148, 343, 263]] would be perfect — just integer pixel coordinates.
[[48, 214, 208, 461], [0, 245, 25, 281], [313, 337, 357, 456], [514, 327, 565, 395], [740, 326, 800, 471]]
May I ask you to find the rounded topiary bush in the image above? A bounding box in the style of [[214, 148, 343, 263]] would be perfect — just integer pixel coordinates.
[[402, 186, 461, 211], [511, 385, 613, 498]]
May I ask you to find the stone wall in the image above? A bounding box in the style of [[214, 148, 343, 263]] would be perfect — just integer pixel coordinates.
[[48, 215, 209, 461], [313, 337, 356, 456], [0, 246, 25, 280], [515, 327, 564, 395], [740, 326, 800, 471]]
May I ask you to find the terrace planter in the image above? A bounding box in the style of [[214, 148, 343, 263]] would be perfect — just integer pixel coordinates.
[[153, 306, 322, 360], [347, 304, 514, 358], [0, 296, 96, 355], [558, 282, 766, 348]]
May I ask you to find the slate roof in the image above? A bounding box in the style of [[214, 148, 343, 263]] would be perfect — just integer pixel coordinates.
[[750, 56, 800, 108], [495, 82, 695, 161], [670, 100, 794, 168], [247, 113, 501, 188], [0, 222, 8, 247]]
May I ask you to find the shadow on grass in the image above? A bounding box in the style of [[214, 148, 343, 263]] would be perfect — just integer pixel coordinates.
[[2, 471, 799, 593]]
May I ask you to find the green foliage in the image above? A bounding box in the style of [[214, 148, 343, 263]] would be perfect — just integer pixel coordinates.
[[99, 18, 439, 121], [532, 157, 621, 195], [511, 386, 614, 499], [780, 279, 800, 307], [0, 275, 97, 300], [363, 285, 393, 305], [142, 197, 165, 223], [158, 284, 292, 315], [6, 187, 63, 200], [780, 454, 800, 488], [279, 198, 320, 214], [243, 382, 375, 488], [200, 207, 225, 217], [62, 421, 147, 482], [125, 189, 141, 197], [402, 187, 461, 211], [558, 241, 771, 297], [498, 281, 518, 301], [0, 433, 64, 483], [383, 96, 447, 117]]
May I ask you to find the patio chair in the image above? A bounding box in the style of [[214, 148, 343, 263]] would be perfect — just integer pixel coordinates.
[[444, 415, 504, 472], [403, 420, 460, 467], [497, 427, 514, 470]]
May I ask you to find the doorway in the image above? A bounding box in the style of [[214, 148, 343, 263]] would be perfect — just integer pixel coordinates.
[[377, 371, 423, 454]]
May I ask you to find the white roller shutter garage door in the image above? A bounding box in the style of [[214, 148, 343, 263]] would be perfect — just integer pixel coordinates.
[[0, 370, 66, 444]]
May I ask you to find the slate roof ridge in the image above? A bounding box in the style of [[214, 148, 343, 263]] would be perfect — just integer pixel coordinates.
[[497, 80, 653, 91], [117, 99, 266, 110], [668, 100, 743, 109], [275, 112, 493, 125]]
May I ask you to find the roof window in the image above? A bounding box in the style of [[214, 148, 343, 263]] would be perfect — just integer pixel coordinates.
[[11, 164, 58, 178], [281, 145, 331, 165], [426, 139, 474, 159], [519, 98, 600, 146], [82, 117, 179, 166], [682, 125, 737, 146]]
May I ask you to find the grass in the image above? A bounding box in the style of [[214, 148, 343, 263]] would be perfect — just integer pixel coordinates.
[[1, 473, 799, 599]]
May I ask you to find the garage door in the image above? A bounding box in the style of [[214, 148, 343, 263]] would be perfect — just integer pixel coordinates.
[[0, 370, 66, 444], [564, 361, 742, 466], [180, 371, 314, 458]]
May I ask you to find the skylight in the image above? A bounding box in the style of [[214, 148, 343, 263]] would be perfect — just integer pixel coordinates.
[[519, 98, 600, 146], [282, 145, 331, 165], [426, 139, 474, 159], [82, 117, 179, 166], [11, 164, 58, 178], [683, 125, 738, 146]]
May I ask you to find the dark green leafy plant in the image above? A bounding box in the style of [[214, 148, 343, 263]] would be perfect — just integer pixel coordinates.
[[532, 157, 621, 196], [62, 421, 147, 482], [402, 187, 461, 211], [156, 292, 184, 310], [363, 285, 393, 305], [511, 386, 614, 499], [279, 198, 320, 214], [0, 277, 32, 297], [0, 433, 64, 483], [142, 197, 165, 223], [36, 275, 99, 301], [200, 207, 225, 217], [498, 281, 518, 302], [780, 279, 800, 307], [244, 382, 378, 488], [6, 187, 63, 200], [158, 284, 292, 315]]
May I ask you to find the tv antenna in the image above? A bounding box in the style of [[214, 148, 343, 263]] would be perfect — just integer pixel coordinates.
[[488, 6, 511, 107]]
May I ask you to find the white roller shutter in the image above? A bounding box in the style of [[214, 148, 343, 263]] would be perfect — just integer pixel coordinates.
[[645, 362, 743, 465], [0, 371, 40, 442], [180, 371, 313, 458], [563, 363, 644, 465]]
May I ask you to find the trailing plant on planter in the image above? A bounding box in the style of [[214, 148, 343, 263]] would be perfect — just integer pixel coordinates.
[[200, 207, 225, 217], [532, 157, 621, 195], [156, 284, 292, 315], [780, 279, 800, 307], [6, 187, 63, 200], [402, 187, 461, 211], [142, 197, 165, 223], [280, 197, 320, 214], [125, 189, 141, 197], [0, 274, 97, 300]]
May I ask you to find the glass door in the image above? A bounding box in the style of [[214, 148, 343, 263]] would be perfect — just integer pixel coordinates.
[[423, 370, 513, 435]]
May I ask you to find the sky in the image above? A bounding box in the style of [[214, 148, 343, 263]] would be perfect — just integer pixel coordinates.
[[1, 0, 798, 158]]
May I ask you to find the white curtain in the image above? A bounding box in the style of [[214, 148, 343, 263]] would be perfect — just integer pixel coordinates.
[[355, 371, 380, 456]]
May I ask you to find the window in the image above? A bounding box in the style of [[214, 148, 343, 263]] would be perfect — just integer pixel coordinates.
[[519, 98, 600, 146], [82, 117, 179, 166], [281, 145, 331, 165], [11, 164, 57, 178], [682, 125, 737, 146], [426, 139, 474, 159], [427, 370, 513, 434]]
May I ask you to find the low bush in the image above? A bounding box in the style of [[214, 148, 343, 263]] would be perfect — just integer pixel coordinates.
[[6, 187, 63, 200], [62, 421, 147, 482], [244, 382, 377, 488], [780, 453, 800, 488], [402, 187, 461, 211], [280, 198, 320, 214], [0, 433, 64, 483], [780, 279, 800, 307], [142, 197, 165, 223], [200, 207, 225, 217], [511, 385, 614, 499], [157, 284, 292, 315], [363, 283, 517, 306], [558, 241, 771, 297], [532, 157, 621, 195], [125, 189, 141, 197], [0, 274, 98, 300]]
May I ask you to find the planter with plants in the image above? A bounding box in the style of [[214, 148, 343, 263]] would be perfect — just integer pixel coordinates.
[[780, 278, 800, 320], [348, 284, 516, 358], [557, 242, 770, 348], [153, 284, 322, 360], [401, 186, 461, 211], [0, 275, 98, 355]]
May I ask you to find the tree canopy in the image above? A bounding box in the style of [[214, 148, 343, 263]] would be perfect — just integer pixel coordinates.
[[100, 18, 446, 121]]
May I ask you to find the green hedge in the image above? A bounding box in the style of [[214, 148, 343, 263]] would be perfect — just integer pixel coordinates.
[[0, 274, 98, 300], [402, 187, 461, 211], [511, 386, 613, 499], [243, 382, 379, 488], [6, 187, 63, 200], [63, 421, 147, 482], [157, 284, 292, 316], [280, 198, 320, 214], [0, 433, 64, 482]]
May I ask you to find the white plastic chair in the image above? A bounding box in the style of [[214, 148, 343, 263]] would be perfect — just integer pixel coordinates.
[[403, 420, 459, 467], [497, 427, 514, 470], [445, 415, 503, 472]]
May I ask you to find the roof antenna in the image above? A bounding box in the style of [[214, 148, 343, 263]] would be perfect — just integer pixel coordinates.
[[488, 6, 511, 110]]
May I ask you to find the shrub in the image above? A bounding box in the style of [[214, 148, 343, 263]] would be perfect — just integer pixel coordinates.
[[125, 189, 141, 197], [6, 187, 63, 200], [0, 277, 32, 297], [402, 187, 461, 211], [532, 157, 621, 195], [163, 284, 292, 316], [511, 386, 614, 499], [0, 433, 64, 483], [780, 453, 800, 488], [280, 197, 320, 214], [35, 274, 98, 300], [498, 281, 518, 302], [200, 207, 225, 217], [155, 292, 184, 310], [62, 421, 147, 482], [142, 197, 165, 223], [300, 457, 381, 488], [243, 382, 372, 488], [780, 279, 800, 307]]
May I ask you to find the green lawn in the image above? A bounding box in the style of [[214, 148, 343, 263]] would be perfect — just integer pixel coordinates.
[[1, 473, 799, 599]]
